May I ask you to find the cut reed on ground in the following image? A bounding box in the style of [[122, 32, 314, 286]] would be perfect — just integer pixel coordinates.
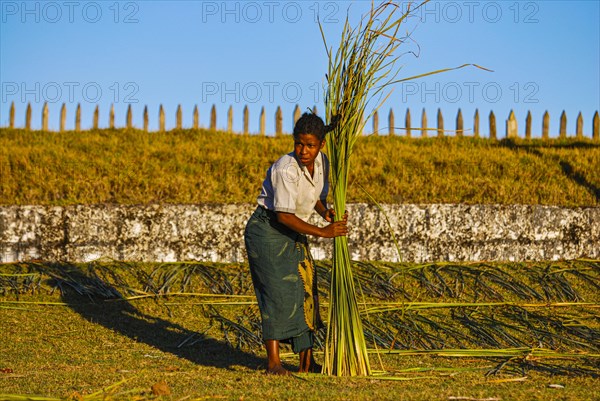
[[2, 259, 599, 383]]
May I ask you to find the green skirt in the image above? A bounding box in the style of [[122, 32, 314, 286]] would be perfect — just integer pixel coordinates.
[[244, 206, 322, 352]]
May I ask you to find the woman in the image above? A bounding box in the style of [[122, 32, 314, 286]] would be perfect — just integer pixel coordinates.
[[244, 112, 346, 375]]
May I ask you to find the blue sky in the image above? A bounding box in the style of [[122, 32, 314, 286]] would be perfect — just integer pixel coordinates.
[[1, 0, 599, 137]]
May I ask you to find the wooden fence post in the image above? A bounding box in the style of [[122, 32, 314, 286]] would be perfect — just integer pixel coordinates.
[[312, 105, 318, 116], [542, 111, 550, 140], [12, 104, 596, 140], [506, 110, 517, 138], [159, 105, 165, 131], [260, 107, 266, 136], [437, 108, 444, 137], [75, 104, 81, 132], [227, 105, 233, 132], [25, 103, 32, 130], [126, 105, 132, 129], [275, 106, 283, 136], [41, 102, 49, 131], [372, 110, 379, 135], [193, 105, 199, 129], [293, 104, 301, 128], [456, 109, 463, 137], [576, 112, 583, 138], [9, 102, 15, 128], [489, 111, 496, 140], [60, 103, 67, 132], [210, 105, 217, 130], [176, 105, 183, 129], [593, 111, 599, 141], [560, 111, 567, 138], [109, 104, 115, 129], [143, 106, 149, 132], [93, 105, 99, 130]]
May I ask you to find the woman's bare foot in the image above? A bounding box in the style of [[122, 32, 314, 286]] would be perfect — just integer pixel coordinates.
[[266, 365, 291, 376], [298, 348, 321, 373], [265, 340, 290, 376]]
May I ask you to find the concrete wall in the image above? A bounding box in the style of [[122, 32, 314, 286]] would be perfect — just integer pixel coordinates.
[[1, 204, 598, 263]]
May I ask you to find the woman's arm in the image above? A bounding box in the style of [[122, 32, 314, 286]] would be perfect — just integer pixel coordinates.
[[315, 200, 348, 223], [314, 200, 332, 221], [277, 211, 347, 238]]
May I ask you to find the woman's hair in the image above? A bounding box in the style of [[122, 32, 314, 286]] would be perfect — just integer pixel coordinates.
[[293, 112, 339, 141]]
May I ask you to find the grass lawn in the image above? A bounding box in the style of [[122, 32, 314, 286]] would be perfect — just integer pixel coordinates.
[[1, 260, 598, 400], [1, 128, 599, 206]]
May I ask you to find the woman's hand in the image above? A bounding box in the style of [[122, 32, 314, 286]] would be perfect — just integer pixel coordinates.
[[277, 210, 349, 239], [320, 212, 349, 238], [321, 208, 348, 223], [322, 208, 335, 222]]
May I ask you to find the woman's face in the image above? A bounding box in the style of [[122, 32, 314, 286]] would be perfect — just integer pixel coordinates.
[[294, 133, 325, 168]]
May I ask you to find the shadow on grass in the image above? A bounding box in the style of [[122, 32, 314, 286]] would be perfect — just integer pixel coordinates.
[[558, 159, 600, 202], [497, 138, 600, 203], [43, 263, 283, 372]]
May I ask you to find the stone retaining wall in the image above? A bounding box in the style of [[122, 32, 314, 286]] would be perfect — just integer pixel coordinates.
[[1, 204, 598, 263]]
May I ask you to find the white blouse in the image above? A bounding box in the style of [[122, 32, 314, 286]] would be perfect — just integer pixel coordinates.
[[257, 151, 329, 222]]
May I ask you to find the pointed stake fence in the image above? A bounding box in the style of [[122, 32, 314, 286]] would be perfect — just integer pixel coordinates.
[[507, 110, 517, 138], [227, 106, 233, 132], [243, 105, 249, 135], [437, 108, 444, 138], [210, 105, 217, 131], [93, 105, 99, 130], [456, 109, 463, 137], [259, 107, 266, 136], [75, 104, 81, 132], [60, 104, 67, 132], [560, 111, 567, 139], [126, 105, 132, 129], [176, 105, 183, 130], [143, 106, 149, 132], [6, 102, 600, 140], [489, 111, 497, 140], [373, 110, 379, 136], [109, 104, 115, 129], [9, 102, 15, 128], [25, 103, 31, 131], [293, 104, 301, 129], [275, 106, 283, 136], [42, 103, 48, 131], [159, 105, 165, 131]]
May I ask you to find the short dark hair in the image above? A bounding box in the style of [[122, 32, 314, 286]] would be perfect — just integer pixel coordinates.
[[293, 112, 339, 141], [293, 112, 327, 141]]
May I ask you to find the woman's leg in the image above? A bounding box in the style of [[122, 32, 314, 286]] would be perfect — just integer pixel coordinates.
[[298, 347, 322, 373], [265, 340, 289, 375]]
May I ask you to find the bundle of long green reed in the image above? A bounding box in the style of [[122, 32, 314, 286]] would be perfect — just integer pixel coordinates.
[[320, 1, 416, 377], [320, 0, 485, 376]]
